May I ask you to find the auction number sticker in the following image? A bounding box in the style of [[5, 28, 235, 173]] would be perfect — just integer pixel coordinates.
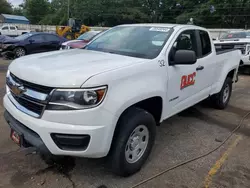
[[149, 27, 170, 32]]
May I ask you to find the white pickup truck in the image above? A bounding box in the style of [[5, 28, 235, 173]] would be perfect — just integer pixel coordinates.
[[0, 25, 31, 37], [4, 24, 241, 176], [214, 31, 250, 70]]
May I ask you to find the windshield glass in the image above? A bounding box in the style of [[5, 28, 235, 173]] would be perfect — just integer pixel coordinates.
[[15, 33, 33, 40], [220, 32, 250, 39], [85, 26, 172, 59], [77, 31, 99, 40]]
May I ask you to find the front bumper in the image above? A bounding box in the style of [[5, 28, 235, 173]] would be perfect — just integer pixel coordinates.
[[4, 110, 50, 154], [3, 95, 116, 158]]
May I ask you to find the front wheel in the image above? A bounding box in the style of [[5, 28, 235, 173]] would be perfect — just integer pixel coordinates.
[[211, 77, 232, 109], [14, 47, 26, 58], [110, 107, 156, 177]]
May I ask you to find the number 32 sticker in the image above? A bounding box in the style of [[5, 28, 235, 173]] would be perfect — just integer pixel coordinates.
[[159, 60, 165, 67]]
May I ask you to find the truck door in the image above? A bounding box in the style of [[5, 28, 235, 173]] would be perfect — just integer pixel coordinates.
[[9, 26, 17, 36], [167, 29, 200, 115], [1, 26, 9, 35], [194, 30, 216, 98]]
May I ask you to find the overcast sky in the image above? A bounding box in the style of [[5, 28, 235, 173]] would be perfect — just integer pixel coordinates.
[[8, 0, 23, 7]]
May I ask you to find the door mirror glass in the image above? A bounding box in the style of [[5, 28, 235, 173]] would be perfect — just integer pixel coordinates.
[[173, 50, 197, 65]]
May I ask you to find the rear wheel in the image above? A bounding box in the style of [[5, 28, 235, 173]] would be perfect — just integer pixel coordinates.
[[14, 47, 26, 58], [110, 107, 156, 177], [211, 77, 232, 109]]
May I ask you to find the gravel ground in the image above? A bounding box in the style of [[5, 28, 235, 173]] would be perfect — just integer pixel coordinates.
[[0, 58, 250, 188]]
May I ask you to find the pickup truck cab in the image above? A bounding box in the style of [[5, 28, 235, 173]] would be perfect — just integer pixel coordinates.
[[4, 24, 241, 176], [0, 25, 31, 37]]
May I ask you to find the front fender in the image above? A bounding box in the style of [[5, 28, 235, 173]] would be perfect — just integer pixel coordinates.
[[83, 59, 167, 123]]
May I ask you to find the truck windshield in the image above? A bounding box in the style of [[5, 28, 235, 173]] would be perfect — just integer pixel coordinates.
[[85, 26, 172, 59], [220, 32, 250, 39]]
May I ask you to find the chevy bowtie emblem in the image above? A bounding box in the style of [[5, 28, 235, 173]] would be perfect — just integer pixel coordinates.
[[11, 84, 26, 96]]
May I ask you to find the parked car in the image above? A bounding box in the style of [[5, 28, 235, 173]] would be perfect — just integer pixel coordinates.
[[60, 30, 101, 50], [0, 32, 67, 58], [214, 31, 250, 71], [0, 25, 31, 37], [4, 24, 240, 176]]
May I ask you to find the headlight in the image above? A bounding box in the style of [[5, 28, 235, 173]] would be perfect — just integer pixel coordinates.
[[2, 44, 12, 49], [47, 86, 107, 110]]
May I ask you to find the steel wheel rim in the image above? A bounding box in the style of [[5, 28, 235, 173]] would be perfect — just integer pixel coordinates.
[[223, 84, 230, 103], [16, 48, 25, 57], [125, 125, 149, 164]]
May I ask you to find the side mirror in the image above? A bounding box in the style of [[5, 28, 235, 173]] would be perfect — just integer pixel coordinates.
[[29, 39, 35, 43], [173, 50, 197, 65]]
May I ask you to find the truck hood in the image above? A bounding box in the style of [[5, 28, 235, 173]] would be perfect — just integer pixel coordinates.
[[9, 49, 144, 88], [214, 38, 250, 44]]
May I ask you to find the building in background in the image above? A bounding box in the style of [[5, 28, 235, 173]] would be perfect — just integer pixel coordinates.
[[0, 14, 29, 24]]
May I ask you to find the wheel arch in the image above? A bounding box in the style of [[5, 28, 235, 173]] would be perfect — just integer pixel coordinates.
[[108, 96, 163, 155]]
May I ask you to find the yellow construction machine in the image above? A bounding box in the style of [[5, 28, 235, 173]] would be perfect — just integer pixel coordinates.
[[56, 18, 90, 40]]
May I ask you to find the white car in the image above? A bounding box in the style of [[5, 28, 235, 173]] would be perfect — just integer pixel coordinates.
[[214, 31, 250, 68], [0, 25, 31, 37], [4, 24, 240, 176]]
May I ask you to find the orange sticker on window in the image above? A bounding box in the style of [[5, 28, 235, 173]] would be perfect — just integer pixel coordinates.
[[180, 72, 196, 90]]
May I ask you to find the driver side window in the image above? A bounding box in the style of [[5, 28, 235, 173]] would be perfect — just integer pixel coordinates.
[[169, 30, 198, 62]]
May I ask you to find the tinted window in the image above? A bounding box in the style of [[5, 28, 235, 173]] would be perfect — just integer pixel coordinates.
[[15, 33, 33, 40], [86, 26, 172, 59], [29, 35, 44, 41], [10, 26, 16, 30], [170, 30, 198, 61], [45, 34, 60, 41], [2, 26, 8, 30], [199, 30, 212, 56]]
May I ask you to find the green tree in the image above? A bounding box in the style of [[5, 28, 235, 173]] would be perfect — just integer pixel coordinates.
[[0, 0, 12, 14], [23, 0, 50, 24], [12, 6, 24, 16]]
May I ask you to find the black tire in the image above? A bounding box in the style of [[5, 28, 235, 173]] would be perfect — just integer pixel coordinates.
[[63, 32, 75, 40], [110, 107, 156, 177], [14, 47, 26, 58], [211, 77, 232, 109]]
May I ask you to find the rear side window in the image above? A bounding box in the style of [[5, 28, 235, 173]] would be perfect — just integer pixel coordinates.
[[2, 26, 8, 30], [199, 30, 212, 56], [45, 34, 60, 41], [30, 35, 44, 42]]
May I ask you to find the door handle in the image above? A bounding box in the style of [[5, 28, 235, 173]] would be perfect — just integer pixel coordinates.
[[196, 65, 204, 71]]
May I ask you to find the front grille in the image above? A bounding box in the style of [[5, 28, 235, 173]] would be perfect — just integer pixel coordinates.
[[10, 73, 53, 94], [215, 43, 247, 54], [7, 73, 53, 118], [12, 95, 45, 115]]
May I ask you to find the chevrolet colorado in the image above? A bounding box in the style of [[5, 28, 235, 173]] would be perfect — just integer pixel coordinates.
[[4, 24, 241, 176]]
